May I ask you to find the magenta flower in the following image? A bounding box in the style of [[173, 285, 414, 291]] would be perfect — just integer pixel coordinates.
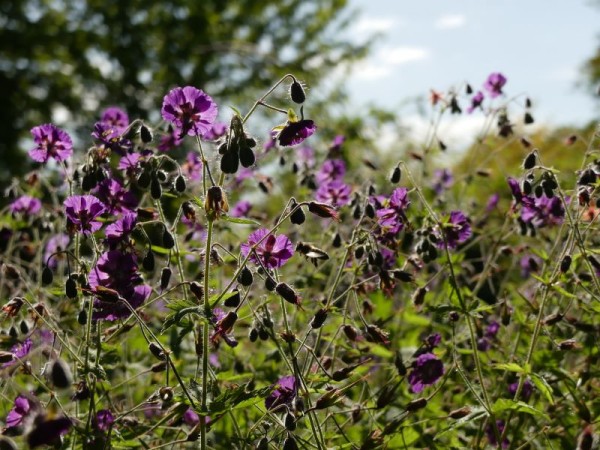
[[88, 250, 151, 321], [265, 375, 297, 410], [230, 200, 252, 218], [467, 91, 484, 113], [375, 187, 411, 236], [5, 394, 35, 430], [435, 211, 472, 249], [520, 195, 565, 228], [183, 151, 203, 181], [508, 379, 534, 401], [29, 124, 73, 163], [91, 122, 133, 155], [92, 178, 137, 214], [9, 195, 42, 215], [407, 353, 444, 393], [296, 146, 315, 169], [316, 159, 346, 183], [315, 180, 352, 207], [3, 338, 32, 367], [202, 121, 228, 140], [158, 126, 184, 152], [100, 106, 129, 133], [483, 72, 507, 98], [105, 212, 137, 247], [44, 233, 70, 269], [94, 409, 114, 432], [64, 195, 106, 236], [277, 120, 317, 146], [241, 228, 294, 269], [161, 86, 218, 138], [330, 134, 345, 151]]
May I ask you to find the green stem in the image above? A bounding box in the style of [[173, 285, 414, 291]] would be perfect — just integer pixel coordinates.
[[200, 219, 214, 450]]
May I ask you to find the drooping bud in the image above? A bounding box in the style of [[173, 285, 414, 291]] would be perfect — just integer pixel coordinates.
[[143, 250, 155, 271], [282, 436, 298, 450], [50, 358, 73, 389], [332, 233, 342, 248], [19, 320, 29, 334], [342, 325, 358, 342], [290, 79, 306, 104], [160, 267, 172, 291], [284, 412, 297, 431], [42, 266, 53, 285], [390, 166, 401, 184], [162, 228, 175, 249], [150, 177, 162, 199], [140, 124, 153, 143], [449, 406, 472, 419], [137, 171, 151, 189], [523, 150, 537, 170], [174, 175, 187, 193], [256, 437, 269, 450], [560, 255, 572, 273], [66, 276, 78, 299], [275, 283, 301, 306], [149, 342, 166, 360], [524, 112, 534, 125], [265, 276, 276, 292], [310, 308, 328, 329], [406, 398, 427, 412], [365, 203, 375, 219], [205, 186, 229, 218], [189, 282, 203, 301], [308, 202, 340, 221], [224, 289, 241, 308], [289, 199, 306, 225], [220, 150, 239, 174], [78, 308, 87, 325], [239, 146, 255, 168], [237, 266, 253, 286]]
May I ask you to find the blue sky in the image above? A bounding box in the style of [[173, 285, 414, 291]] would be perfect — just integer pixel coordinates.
[[343, 0, 599, 146]]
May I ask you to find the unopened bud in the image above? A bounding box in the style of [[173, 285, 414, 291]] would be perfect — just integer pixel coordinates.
[[51, 359, 73, 389], [66, 276, 78, 299], [140, 125, 153, 143], [289, 199, 306, 225], [174, 175, 186, 193], [149, 342, 166, 360], [162, 228, 175, 249], [42, 266, 53, 285], [143, 250, 155, 271], [189, 282, 203, 301], [406, 398, 427, 412], [449, 406, 472, 419], [523, 150, 537, 170], [237, 266, 253, 286], [150, 177, 162, 199], [290, 79, 306, 104], [224, 290, 241, 308], [160, 267, 172, 291], [390, 166, 401, 183]]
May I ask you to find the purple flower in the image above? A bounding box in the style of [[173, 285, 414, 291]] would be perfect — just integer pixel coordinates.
[[100, 106, 129, 134], [330, 135, 345, 152], [92, 179, 137, 214], [485, 320, 500, 337], [241, 228, 294, 270], [477, 337, 491, 351], [5, 394, 35, 429], [92, 122, 133, 155], [483, 72, 507, 98], [202, 121, 228, 140], [29, 124, 73, 163], [486, 193, 500, 212], [408, 353, 444, 393], [520, 254, 541, 278], [64, 195, 106, 236], [316, 159, 346, 183], [183, 408, 200, 426], [467, 91, 485, 113], [27, 415, 71, 448], [88, 250, 151, 321], [432, 169, 454, 194], [277, 120, 317, 147], [265, 375, 297, 410], [424, 333, 442, 349], [44, 233, 70, 269], [296, 146, 315, 169], [507, 177, 523, 203], [105, 212, 137, 247], [158, 126, 184, 152], [161, 86, 218, 138], [118, 152, 144, 178], [230, 200, 252, 218], [94, 409, 114, 432], [520, 195, 565, 228], [9, 195, 42, 215], [315, 180, 352, 207], [508, 379, 534, 401], [435, 211, 472, 249], [375, 187, 411, 236], [183, 151, 203, 181], [486, 420, 509, 449]]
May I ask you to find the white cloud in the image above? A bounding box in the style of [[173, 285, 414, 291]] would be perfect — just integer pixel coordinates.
[[434, 14, 466, 30], [354, 17, 397, 34], [384, 46, 430, 65], [353, 64, 392, 81]]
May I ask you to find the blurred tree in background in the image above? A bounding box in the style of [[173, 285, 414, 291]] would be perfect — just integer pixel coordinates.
[[0, 0, 372, 185]]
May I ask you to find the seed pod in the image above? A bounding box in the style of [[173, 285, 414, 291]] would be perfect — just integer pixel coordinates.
[[289, 199, 306, 225], [224, 289, 241, 308], [160, 267, 172, 291], [51, 359, 73, 389], [149, 342, 166, 360], [189, 282, 203, 301], [140, 125, 153, 143], [342, 325, 358, 342], [390, 166, 401, 183], [275, 283, 301, 306], [66, 276, 78, 299], [174, 175, 186, 193], [237, 267, 253, 286], [310, 308, 328, 329], [162, 229, 175, 249], [41, 266, 53, 285], [143, 250, 155, 271], [239, 146, 255, 168], [284, 412, 297, 431], [290, 80, 306, 104], [151, 361, 168, 373], [406, 398, 427, 412], [449, 406, 471, 419], [150, 177, 162, 199], [523, 150, 537, 170]]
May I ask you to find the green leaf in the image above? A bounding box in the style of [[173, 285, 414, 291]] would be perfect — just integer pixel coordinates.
[[530, 373, 555, 405], [550, 284, 577, 299], [492, 398, 549, 420], [491, 363, 528, 374], [435, 407, 487, 439], [161, 299, 201, 333], [191, 196, 204, 209], [208, 383, 272, 415], [221, 215, 260, 226]]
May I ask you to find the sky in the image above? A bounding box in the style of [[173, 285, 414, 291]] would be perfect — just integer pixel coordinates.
[[344, 0, 600, 147]]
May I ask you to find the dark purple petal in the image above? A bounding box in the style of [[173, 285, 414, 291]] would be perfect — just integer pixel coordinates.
[[277, 120, 316, 147]]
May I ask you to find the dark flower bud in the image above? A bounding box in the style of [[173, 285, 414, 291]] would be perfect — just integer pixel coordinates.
[[578, 187, 591, 206], [51, 358, 73, 389], [449, 311, 460, 322], [174, 175, 187, 193], [352, 204, 361, 219], [392, 270, 414, 283], [284, 412, 297, 431], [156, 170, 168, 183], [140, 124, 153, 143], [66, 276, 78, 299], [343, 325, 358, 341], [390, 166, 401, 183], [150, 177, 162, 199], [42, 266, 53, 285], [78, 308, 87, 325], [376, 384, 398, 409], [560, 255, 572, 273], [162, 229, 175, 249], [137, 171, 151, 189], [406, 398, 427, 412], [524, 112, 534, 125], [72, 380, 90, 401], [523, 150, 537, 170], [438, 140, 447, 151], [588, 255, 600, 272], [143, 250, 155, 271], [354, 246, 365, 259], [365, 324, 390, 346], [542, 180, 554, 198], [258, 328, 269, 341], [289, 199, 306, 225], [256, 437, 269, 450], [19, 320, 29, 334], [224, 289, 241, 308], [8, 326, 18, 339], [294, 396, 305, 413], [81, 172, 96, 191], [189, 282, 203, 301], [151, 361, 168, 373], [449, 96, 461, 114], [0, 436, 18, 450], [394, 351, 407, 376], [0, 352, 14, 364], [365, 203, 375, 219], [308, 201, 340, 221], [239, 146, 256, 168], [290, 79, 306, 104], [249, 328, 259, 342], [578, 426, 594, 450], [543, 312, 563, 326], [182, 201, 196, 222], [160, 267, 172, 291], [275, 283, 301, 306], [265, 276, 277, 292], [465, 83, 473, 94], [578, 169, 596, 186], [149, 342, 166, 360], [558, 338, 579, 350], [95, 167, 108, 182], [282, 436, 298, 450], [245, 136, 257, 148], [279, 155, 286, 166], [221, 150, 239, 174], [534, 185, 543, 198], [449, 406, 472, 419], [332, 233, 342, 248], [522, 179, 532, 195], [237, 267, 254, 286], [311, 308, 328, 329]]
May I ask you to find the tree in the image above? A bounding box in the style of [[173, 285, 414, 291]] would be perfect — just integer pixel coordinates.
[[0, 0, 370, 184]]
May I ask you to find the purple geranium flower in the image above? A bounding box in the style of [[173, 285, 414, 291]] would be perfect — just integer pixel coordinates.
[[296, 146, 315, 169], [520, 195, 565, 228], [92, 122, 133, 155], [507, 177, 523, 203], [375, 187, 411, 236], [64, 195, 106, 236], [432, 169, 454, 194], [9, 195, 42, 216], [92, 178, 137, 215], [483, 72, 507, 98], [435, 211, 472, 249], [467, 91, 484, 113], [520, 254, 542, 278], [161, 86, 218, 138], [94, 409, 114, 432], [105, 212, 137, 247], [88, 250, 151, 321], [241, 228, 294, 270], [316, 159, 346, 183], [29, 124, 73, 163], [118, 152, 144, 178], [330, 134, 345, 152], [277, 120, 317, 147], [2, 338, 32, 368], [315, 180, 352, 207], [265, 375, 297, 410], [6, 394, 36, 430], [508, 379, 534, 401], [44, 233, 70, 269], [407, 352, 444, 393], [100, 106, 129, 134], [183, 151, 203, 181], [203, 121, 228, 140], [158, 126, 184, 152], [230, 200, 252, 218]]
